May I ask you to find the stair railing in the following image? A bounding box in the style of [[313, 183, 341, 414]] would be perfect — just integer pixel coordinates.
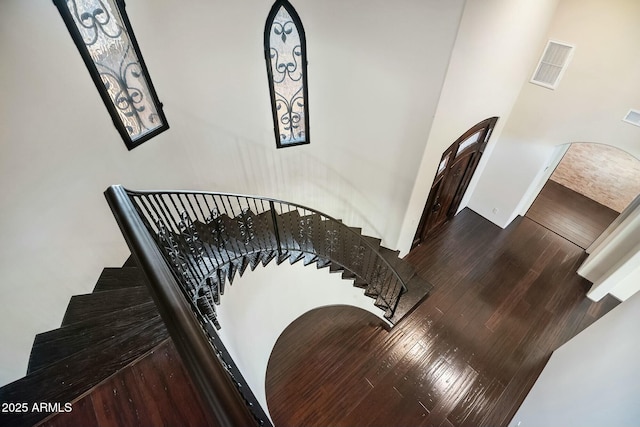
[[105, 185, 263, 427], [105, 184, 408, 426]]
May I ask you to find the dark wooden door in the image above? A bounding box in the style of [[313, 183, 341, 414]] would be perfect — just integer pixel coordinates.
[[412, 117, 498, 248]]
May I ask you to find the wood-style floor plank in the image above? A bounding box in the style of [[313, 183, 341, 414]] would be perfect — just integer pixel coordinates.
[[525, 179, 619, 249], [266, 208, 620, 427]]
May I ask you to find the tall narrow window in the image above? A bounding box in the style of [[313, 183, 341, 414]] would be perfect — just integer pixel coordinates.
[[53, 0, 169, 150], [264, 0, 309, 148]]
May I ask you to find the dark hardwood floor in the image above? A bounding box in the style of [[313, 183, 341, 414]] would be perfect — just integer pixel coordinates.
[[525, 179, 619, 249], [266, 208, 619, 427], [37, 339, 220, 427]]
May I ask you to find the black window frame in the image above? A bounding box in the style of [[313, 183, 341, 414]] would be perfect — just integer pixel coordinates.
[[53, 0, 169, 150], [264, 0, 310, 149]]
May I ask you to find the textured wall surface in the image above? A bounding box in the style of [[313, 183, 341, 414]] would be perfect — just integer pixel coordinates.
[[551, 143, 640, 212]]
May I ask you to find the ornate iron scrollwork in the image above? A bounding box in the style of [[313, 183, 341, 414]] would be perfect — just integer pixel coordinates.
[[351, 245, 366, 268], [205, 207, 220, 224], [211, 220, 226, 249], [370, 263, 386, 294], [325, 229, 339, 255], [298, 216, 314, 243], [237, 209, 256, 245], [155, 219, 190, 284], [265, 0, 309, 148], [178, 211, 205, 262], [53, 0, 168, 149]]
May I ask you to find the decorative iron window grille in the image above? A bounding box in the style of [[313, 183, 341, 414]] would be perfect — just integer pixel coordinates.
[[264, 0, 309, 148], [53, 0, 169, 150]]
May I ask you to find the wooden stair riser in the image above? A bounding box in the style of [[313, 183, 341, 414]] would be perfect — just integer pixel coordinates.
[[1, 315, 168, 427], [92, 267, 147, 292], [28, 301, 161, 374], [62, 286, 152, 326]]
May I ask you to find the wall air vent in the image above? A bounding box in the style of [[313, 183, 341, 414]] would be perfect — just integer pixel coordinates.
[[623, 109, 640, 127], [530, 40, 574, 90]]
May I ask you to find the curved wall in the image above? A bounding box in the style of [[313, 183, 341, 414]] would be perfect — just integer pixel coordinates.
[[215, 260, 389, 421]]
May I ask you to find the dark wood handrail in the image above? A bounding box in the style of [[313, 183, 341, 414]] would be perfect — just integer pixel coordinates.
[[105, 185, 259, 427]]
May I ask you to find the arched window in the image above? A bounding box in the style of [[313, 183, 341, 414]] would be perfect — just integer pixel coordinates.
[[53, 0, 168, 150], [264, 0, 309, 148]]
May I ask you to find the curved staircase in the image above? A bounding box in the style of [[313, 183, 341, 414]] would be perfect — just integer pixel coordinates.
[[0, 188, 433, 426]]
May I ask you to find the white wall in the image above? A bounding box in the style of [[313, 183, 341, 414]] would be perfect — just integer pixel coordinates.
[[0, 0, 464, 386], [509, 290, 640, 427], [578, 198, 640, 301], [398, 0, 560, 253], [216, 261, 388, 422], [463, 0, 640, 304], [583, 194, 640, 301], [467, 0, 640, 227]]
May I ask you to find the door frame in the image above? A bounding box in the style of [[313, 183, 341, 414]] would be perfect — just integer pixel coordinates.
[[411, 117, 498, 249]]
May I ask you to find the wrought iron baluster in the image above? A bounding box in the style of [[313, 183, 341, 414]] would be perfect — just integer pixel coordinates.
[[190, 194, 220, 272], [173, 194, 207, 284], [224, 195, 237, 218], [228, 196, 243, 260], [325, 228, 339, 257], [221, 196, 236, 257], [287, 205, 297, 252], [210, 196, 231, 265], [351, 244, 366, 269], [270, 201, 282, 256], [237, 200, 256, 247], [279, 202, 289, 252], [153, 193, 200, 293], [176, 194, 209, 275], [156, 218, 190, 286], [248, 198, 266, 253], [204, 207, 224, 266], [130, 194, 155, 233], [193, 194, 208, 222], [298, 213, 313, 253], [118, 188, 407, 323], [138, 194, 164, 235]]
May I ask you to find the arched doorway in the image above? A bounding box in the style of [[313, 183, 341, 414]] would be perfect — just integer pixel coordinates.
[[412, 117, 498, 248], [525, 142, 640, 250], [523, 142, 640, 302]]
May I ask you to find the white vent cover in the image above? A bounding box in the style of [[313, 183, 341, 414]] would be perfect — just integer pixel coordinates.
[[530, 40, 574, 89], [623, 109, 640, 127]]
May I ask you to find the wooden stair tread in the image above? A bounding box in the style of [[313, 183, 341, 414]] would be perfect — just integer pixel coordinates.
[[388, 274, 434, 324], [0, 314, 169, 427], [28, 301, 162, 374], [62, 286, 152, 326]]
